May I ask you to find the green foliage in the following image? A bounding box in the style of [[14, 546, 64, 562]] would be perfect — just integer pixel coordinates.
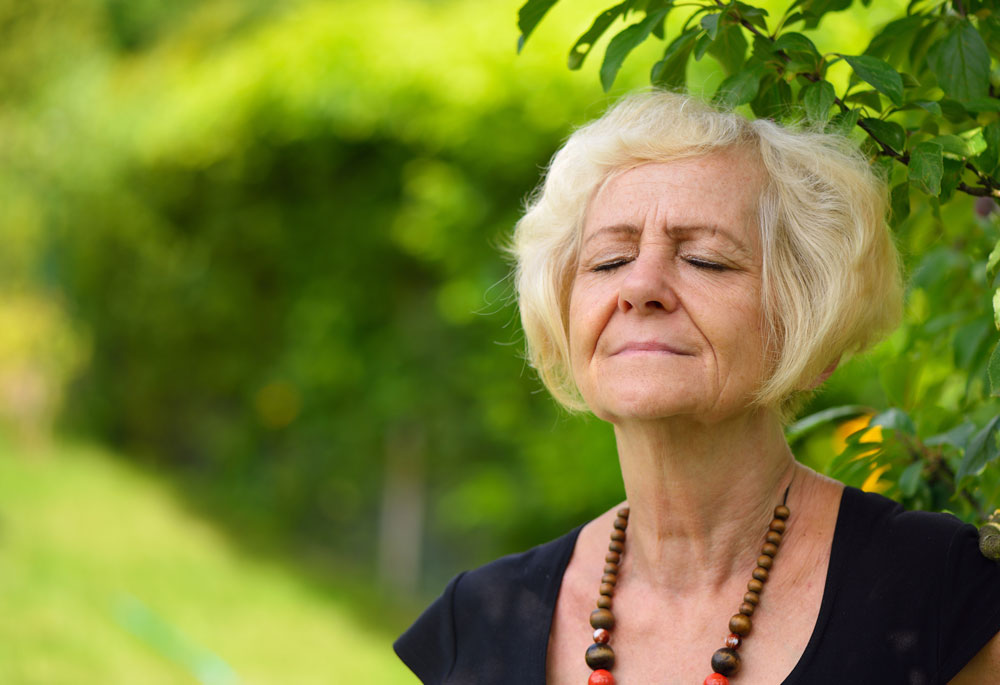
[[519, 0, 1000, 520]]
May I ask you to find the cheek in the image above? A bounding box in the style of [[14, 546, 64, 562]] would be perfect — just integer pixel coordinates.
[[567, 282, 612, 370]]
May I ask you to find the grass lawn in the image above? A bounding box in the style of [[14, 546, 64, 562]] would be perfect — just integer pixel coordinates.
[[0, 439, 416, 684]]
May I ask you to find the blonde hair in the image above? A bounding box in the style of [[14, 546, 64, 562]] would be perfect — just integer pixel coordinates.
[[511, 90, 903, 421]]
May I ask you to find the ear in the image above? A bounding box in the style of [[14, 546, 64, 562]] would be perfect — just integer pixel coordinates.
[[807, 357, 840, 389]]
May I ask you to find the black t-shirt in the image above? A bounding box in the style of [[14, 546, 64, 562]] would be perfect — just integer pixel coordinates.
[[395, 487, 1000, 683]]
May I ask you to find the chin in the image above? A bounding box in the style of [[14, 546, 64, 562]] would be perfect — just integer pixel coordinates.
[[588, 386, 701, 423]]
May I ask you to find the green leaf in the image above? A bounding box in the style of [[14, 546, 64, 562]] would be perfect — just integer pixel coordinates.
[[976, 121, 1000, 177], [733, 2, 768, 30], [954, 319, 992, 370], [961, 97, 1000, 113], [694, 33, 713, 61], [841, 54, 904, 106], [939, 157, 963, 203], [701, 12, 721, 40], [784, 404, 870, 443], [890, 181, 910, 225], [870, 407, 916, 435], [929, 134, 971, 158], [750, 73, 792, 119], [803, 80, 836, 123], [926, 421, 976, 449], [707, 23, 748, 75], [939, 98, 970, 124], [568, 3, 628, 70], [990, 343, 1000, 397], [846, 89, 883, 112], [517, 0, 560, 53], [911, 100, 942, 116], [650, 28, 698, 89], [987, 238, 1000, 278], [799, 0, 851, 30], [898, 461, 923, 497], [714, 62, 766, 108], [956, 415, 1000, 482], [927, 19, 990, 103], [861, 118, 905, 153], [601, 8, 669, 92], [994, 287, 1000, 330], [908, 141, 944, 195], [773, 32, 818, 56], [826, 108, 860, 137]]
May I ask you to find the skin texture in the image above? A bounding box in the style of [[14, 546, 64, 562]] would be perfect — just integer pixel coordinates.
[[544, 151, 998, 682], [569, 154, 768, 426]]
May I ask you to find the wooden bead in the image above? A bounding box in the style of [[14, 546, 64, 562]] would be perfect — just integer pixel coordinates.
[[603, 563, 619, 574], [617, 506, 630, 519], [589, 670, 615, 685], [613, 517, 628, 531], [752, 566, 769, 582], [608, 541, 625, 554], [704, 673, 729, 685], [590, 608, 615, 629], [611, 529, 626, 542], [738, 602, 755, 616], [711, 647, 742, 676], [743, 591, 760, 605], [601, 573, 617, 585], [725, 633, 741, 649], [747, 578, 763, 593], [585, 643, 615, 670], [774, 504, 790, 520], [769, 518, 786, 534], [729, 613, 752, 636], [599, 583, 616, 596], [757, 554, 773, 569], [597, 595, 613, 609], [605, 551, 621, 564], [593, 628, 610, 644], [761, 542, 778, 557], [766, 530, 782, 546]]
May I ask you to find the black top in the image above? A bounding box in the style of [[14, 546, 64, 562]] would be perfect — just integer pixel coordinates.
[[395, 487, 1000, 684]]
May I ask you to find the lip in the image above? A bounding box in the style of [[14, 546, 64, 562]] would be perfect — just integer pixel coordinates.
[[612, 341, 693, 356]]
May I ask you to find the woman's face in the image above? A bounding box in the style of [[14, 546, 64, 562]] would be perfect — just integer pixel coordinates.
[[568, 150, 768, 425]]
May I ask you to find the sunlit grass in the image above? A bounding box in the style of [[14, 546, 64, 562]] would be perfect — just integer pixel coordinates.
[[0, 440, 414, 684]]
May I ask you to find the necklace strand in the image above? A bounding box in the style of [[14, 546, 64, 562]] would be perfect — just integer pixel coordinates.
[[584, 489, 791, 685]]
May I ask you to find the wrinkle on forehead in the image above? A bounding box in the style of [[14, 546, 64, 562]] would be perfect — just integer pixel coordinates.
[[581, 150, 766, 261]]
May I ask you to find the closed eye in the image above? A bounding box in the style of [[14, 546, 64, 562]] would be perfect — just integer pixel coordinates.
[[684, 257, 728, 272], [592, 258, 631, 273]]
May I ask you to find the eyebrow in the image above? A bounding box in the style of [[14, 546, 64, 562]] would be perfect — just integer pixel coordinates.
[[582, 222, 751, 253]]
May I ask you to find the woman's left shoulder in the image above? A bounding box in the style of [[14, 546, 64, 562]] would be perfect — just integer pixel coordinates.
[[834, 487, 1000, 682]]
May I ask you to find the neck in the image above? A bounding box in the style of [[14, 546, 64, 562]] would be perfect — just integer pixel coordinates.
[[613, 408, 795, 593]]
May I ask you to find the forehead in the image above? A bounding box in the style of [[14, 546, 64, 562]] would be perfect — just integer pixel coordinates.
[[584, 150, 766, 244]]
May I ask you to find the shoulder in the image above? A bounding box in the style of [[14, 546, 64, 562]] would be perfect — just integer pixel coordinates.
[[394, 525, 583, 684], [834, 486, 980, 570], [816, 487, 1000, 682]]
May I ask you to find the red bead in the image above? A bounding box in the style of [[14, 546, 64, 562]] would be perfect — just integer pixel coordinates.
[[593, 628, 610, 643], [589, 669, 615, 685], [725, 633, 741, 649], [704, 674, 729, 685]]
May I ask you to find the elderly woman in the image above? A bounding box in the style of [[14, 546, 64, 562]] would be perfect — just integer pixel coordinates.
[[394, 91, 1000, 683]]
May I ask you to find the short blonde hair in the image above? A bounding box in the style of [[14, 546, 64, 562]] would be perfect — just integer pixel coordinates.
[[511, 90, 902, 421]]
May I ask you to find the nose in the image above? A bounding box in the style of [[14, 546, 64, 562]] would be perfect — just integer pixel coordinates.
[[617, 251, 679, 314]]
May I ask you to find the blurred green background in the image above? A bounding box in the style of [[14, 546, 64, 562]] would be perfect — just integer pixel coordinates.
[[1, 0, 998, 682]]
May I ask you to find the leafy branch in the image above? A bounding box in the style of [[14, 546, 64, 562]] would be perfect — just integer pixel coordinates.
[[517, 0, 1000, 202]]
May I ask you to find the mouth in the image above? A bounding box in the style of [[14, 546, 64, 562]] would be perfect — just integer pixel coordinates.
[[612, 341, 693, 356]]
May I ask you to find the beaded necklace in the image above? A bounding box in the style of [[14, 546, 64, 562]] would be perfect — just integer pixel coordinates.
[[585, 488, 791, 685]]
